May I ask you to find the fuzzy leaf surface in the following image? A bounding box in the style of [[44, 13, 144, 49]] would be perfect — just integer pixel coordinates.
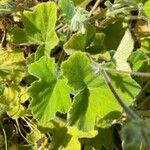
[[28, 56, 71, 123], [113, 29, 134, 71], [59, 0, 76, 21], [62, 52, 140, 130]]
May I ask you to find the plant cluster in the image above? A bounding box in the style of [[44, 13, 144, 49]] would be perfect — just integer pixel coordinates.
[[0, 0, 150, 149]]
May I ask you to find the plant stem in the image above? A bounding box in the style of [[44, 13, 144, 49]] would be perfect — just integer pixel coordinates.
[[0, 122, 7, 150], [57, 30, 71, 66], [89, 0, 101, 16], [103, 67, 150, 77]]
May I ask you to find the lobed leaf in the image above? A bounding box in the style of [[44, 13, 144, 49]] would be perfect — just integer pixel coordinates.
[[12, 2, 58, 56], [28, 56, 71, 123], [62, 52, 140, 130]]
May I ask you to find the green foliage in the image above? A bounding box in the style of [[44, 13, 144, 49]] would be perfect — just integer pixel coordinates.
[[0, 0, 16, 16], [45, 119, 97, 150], [0, 0, 150, 149], [64, 24, 105, 54], [121, 120, 150, 150], [113, 29, 134, 71], [0, 48, 26, 83], [143, 0, 150, 18], [59, 0, 76, 22], [11, 2, 58, 57], [61, 52, 140, 130], [101, 20, 126, 50], [28, 56, 71, 123], [84, 127, 114, 150]]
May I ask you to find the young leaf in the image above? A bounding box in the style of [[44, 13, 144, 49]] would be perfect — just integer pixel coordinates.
[[59, 0, 76, 22], [113, 29, 134, 71], [0, 85, 29, 119], [28, 56, 71, 123], [62, 52, 140, 130], [12, 2, 58, 56]]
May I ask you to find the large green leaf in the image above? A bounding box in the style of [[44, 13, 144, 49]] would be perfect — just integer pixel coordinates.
[[28, 56, 71, 123], [61, 52, 140, 130], [12, 2, 58, 56], [113, 29, 134, 71]]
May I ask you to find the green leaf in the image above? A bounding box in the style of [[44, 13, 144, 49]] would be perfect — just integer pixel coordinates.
[[144, 1, 150, 19], [28, 56, 71, 123], [113, 29, 134, 71], [0, 48, 26, 83], [12, 2, 58, 56], [128, 50, 149, 85], [62, 52, 140, 130], [121, 120, 150, 150], [59, 0, 76, 22], [64, 24, 105, 54], [26, 129, 44, 144], [0, 85, 29, 119], [102, 20, 126, 50], [140, 37, 150, 53], [41, 119, 97, 150], [61, 52, 101, 91]]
